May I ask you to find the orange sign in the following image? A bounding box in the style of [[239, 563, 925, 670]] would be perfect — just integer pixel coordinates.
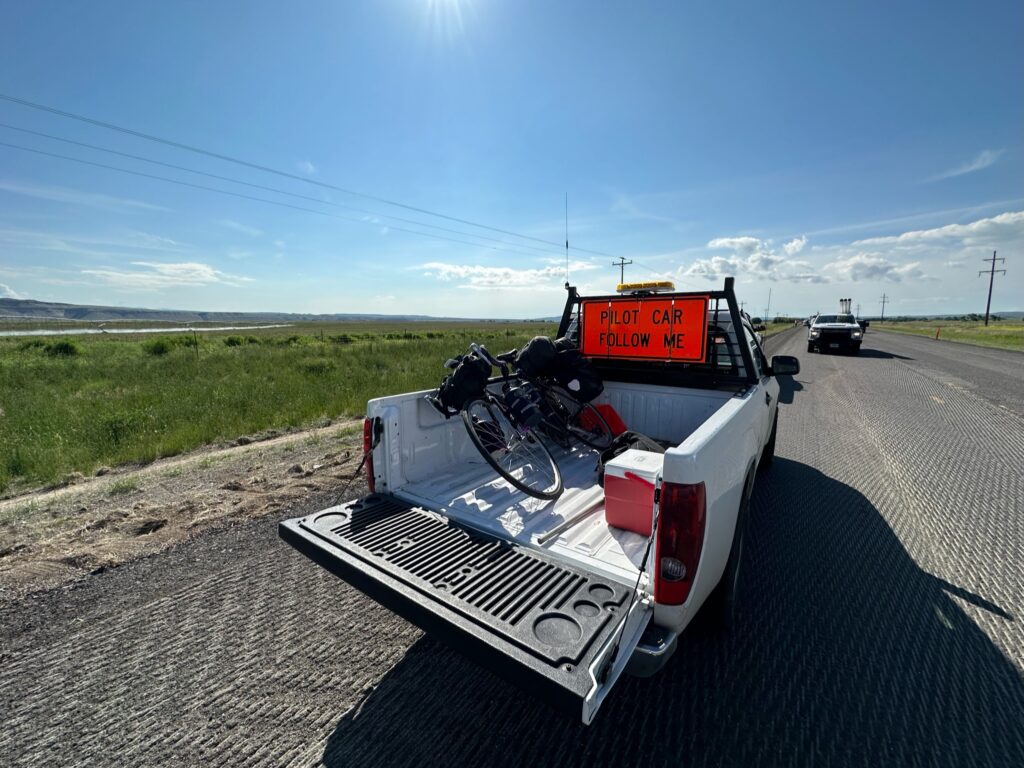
[[580, 296, 709, 362]]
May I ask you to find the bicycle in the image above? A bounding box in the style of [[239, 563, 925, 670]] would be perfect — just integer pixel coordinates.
[[504, 374, 613, 457], [427, 342, 614, 501]]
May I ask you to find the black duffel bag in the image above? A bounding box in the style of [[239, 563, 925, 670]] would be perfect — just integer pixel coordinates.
[[551, 336, 603, 402], [515, 336, 558, 378], [436, 353, 492, 415]]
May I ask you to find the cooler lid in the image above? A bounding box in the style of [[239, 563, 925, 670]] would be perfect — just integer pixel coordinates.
[[604, 449, 664, 482]]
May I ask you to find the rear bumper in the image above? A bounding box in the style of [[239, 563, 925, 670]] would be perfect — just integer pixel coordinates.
[[625, 624, 678, 677]]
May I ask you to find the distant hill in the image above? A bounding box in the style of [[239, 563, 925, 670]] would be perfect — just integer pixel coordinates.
[[0, 298, 552, 324]]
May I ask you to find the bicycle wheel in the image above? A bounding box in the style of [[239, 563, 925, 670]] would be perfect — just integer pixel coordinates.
[[462, 397, 563, 500], [541, 384, 615, 450]]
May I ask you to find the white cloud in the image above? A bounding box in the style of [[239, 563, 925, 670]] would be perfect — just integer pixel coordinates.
[[853, 210, 1024, 246], [683, 209, 1024, 291], [420, 260, 598, 290], [707, 236, 762, 255], [927, 149, 1004, 182], [805, 198, 1024, 237], [82, 261, 253, 291], [823, 254, 925, 283], [0, 179, 167, 212], [783, 235, 807, 255], [0, 282, 22, 299], [608, 191, 687, 228], [0, 227, 187, 258], [297, 160, 317, 175], [683, 237, 826, 284], [219, 219, 263, 237]]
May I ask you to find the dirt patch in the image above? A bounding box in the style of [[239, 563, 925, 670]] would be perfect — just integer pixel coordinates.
[[0, 421, 362, 604]]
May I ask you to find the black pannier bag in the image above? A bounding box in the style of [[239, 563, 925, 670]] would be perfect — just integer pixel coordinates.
[[514, 336, 557, 378], [437, 353, 492, 415], [597, 430, 666, 487], [551, 336, 603, 403]]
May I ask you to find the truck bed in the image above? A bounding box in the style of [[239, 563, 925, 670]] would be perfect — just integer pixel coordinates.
[[397, 443, 650, 585], [373, 380, 735, 586]]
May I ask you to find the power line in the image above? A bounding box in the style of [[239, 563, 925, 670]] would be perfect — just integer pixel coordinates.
[[0, 121, 565, 258], [978, 250, 1006, 327], [0, 92, 626, 260], [0, 95, 689, 284], [0, 140, 568, 258]]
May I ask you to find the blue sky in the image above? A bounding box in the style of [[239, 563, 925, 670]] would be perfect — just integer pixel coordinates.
[[1, 0, 1022, 318]]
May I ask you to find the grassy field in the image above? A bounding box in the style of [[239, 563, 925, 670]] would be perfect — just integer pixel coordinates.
[[874, 320, 1024, 352], [0, 321, 553, 495], [761, 321, 799, 338]]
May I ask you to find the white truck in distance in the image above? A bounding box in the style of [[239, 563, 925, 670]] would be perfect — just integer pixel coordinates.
[[807, 313, 864, 355], [280, 278, 800, 724]]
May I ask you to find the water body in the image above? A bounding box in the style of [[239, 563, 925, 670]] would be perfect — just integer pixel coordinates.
[[0, 324, 293, 337]]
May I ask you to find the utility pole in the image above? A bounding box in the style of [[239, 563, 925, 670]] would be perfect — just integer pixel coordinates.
[[611, 257, 633, 284], [856, 302, 861, 318], [978, 251, 1006, 326], [764, 288, 772, 322], [740, 301, 746, 313], [879, 293, 889, 321]]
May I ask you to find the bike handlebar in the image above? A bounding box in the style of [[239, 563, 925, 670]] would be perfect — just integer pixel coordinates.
[[469, 342, 501, 368]]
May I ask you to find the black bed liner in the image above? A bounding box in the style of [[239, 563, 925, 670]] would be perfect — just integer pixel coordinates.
[[279, 493, 636, 713]]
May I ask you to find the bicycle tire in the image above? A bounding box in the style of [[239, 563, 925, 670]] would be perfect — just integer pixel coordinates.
[[462, 397, 563, 500], [541, 383, 615, 450]]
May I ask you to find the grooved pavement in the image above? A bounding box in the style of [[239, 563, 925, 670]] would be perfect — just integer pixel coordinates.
[[2, 328, 1022, 767]]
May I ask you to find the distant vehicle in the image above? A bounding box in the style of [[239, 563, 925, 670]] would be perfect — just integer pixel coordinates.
[[858, 319, 870, 332], [808, 313, 863, 354], [281, 277, 800, 724]]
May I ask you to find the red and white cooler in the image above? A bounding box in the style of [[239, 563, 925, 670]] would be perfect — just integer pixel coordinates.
[[603, 449, 664, 536]]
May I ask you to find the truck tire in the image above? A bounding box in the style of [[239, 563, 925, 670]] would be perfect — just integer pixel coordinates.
[[806, 342, 814, 353], [705, 473, 752, 632], [758, 411, 777, 471]]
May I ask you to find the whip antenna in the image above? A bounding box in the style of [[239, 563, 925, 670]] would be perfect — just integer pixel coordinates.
[[564, 192, 569, 287]]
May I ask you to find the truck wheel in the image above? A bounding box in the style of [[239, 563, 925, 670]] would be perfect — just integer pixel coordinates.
[[806, 343, 814, 353], [852, 344, 861, 356], [705, 474, 752, 632], [758, 411, 777, 471]]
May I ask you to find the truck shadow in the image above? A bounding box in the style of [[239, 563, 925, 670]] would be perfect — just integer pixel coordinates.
[[319, 458, 1023, 768], [776, 375, 803, 404], [855, 347, 914, 360]]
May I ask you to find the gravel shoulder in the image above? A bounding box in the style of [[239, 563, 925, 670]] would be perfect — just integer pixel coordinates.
[[0, 420, 361, 604]]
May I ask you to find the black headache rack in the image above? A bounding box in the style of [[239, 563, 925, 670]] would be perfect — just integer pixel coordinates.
[[279, 494, 636, 715], [557, 276, 758, 391]]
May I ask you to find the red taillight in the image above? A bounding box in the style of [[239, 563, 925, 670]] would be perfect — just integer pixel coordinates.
[[363, 417, 376, 493], [654, 481, 706, 605]]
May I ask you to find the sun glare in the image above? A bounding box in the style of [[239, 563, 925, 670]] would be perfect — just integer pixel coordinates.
[[424, 0, 471, 42]]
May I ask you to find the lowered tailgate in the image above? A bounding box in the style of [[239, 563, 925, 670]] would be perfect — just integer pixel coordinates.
[[279, 493, 651, 723]]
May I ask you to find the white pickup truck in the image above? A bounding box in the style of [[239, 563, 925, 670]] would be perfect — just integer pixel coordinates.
[[280, 278, 799, 724]]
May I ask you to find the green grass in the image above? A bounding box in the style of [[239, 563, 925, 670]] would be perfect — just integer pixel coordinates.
[[874, 320, 1024, 352], [108, 478, 139, 496], [0, 321, 554, 494], [762, 322, 799, 338]]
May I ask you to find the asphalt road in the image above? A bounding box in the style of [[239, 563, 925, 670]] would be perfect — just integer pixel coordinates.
[[2, 328, 1022, 767]]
